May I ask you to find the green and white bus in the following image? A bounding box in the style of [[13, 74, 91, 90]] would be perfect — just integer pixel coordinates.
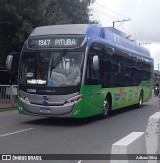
[[6, 24, 153, 118]]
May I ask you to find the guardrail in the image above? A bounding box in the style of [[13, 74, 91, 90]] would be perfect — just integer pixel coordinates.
[[0, 85, 18, 110]]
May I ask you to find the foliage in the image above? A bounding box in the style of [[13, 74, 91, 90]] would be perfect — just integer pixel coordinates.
[[0, 0, 96, 67]]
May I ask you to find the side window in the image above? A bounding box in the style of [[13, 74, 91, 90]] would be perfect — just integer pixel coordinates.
[[122, 54, 152, 86], [124, 55, 134, 86], [112, 53, 123, 87], [101, 48, 113, 87], [141, 60, 152, 80], [101, 47, 123, 87]]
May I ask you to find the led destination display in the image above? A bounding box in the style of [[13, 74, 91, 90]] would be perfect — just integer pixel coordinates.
[[27, 35, 85, 49]]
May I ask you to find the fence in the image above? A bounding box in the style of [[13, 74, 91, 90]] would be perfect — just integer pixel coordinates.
[[0, 85, 18, 110]]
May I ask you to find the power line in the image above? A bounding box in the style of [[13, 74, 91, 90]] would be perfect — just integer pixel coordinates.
[[95, 2, 129, 19], [91, 2, 149, 45], [117, 24, 135, 40], [130, 20, 147, 41], [92, 7, 121, 20], [124, 22, 144, 43], [116, 22, 124, 28], [126, 21, 150, 45], [91, 9, 113, 24], [116, 21, 147, 44]]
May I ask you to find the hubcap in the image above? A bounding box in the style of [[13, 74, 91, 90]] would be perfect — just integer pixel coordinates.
[[139, 94, 142, 106], [103, 101, 109, 115]]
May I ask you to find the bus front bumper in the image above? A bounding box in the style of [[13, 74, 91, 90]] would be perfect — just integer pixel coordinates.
[[20, 99, 75, 117]]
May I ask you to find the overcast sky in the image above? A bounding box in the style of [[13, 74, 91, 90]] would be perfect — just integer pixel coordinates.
[[91, 0, 160, 70]]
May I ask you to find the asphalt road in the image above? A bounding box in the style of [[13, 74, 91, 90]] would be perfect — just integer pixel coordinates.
[[0, 95, 159, 163]]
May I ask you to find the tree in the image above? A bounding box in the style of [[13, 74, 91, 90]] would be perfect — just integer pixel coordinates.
[[0, 0, 39, 66], [0, 0, 96, 67], [38, 0, 96, 25]]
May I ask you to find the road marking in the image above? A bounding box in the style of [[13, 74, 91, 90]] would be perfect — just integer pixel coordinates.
[[77, 161, 82, 163], [0, 128, 33, 137]]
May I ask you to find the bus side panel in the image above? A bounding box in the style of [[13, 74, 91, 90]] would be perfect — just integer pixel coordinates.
[[101, 87, 139, 110], [71, 85, 104, 118], [140, 80, 153, 102], [102, 80, 153, 111], [72, 79, 153, 118]]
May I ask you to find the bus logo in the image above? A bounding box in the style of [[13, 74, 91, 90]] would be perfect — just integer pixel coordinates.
[[43, 96, 49, 101], [43, 101, 49, 106], [43, 96, 49, 106]]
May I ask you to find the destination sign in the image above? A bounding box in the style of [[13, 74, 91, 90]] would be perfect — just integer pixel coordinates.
[[27, 35, 85, 49]]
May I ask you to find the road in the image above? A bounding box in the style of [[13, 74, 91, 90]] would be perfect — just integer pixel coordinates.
[[0, 95, 159, 163]]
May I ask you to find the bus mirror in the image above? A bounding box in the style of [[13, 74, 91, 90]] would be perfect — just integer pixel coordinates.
[[6, 55, 13, 70], [93, 55, 99, 71]]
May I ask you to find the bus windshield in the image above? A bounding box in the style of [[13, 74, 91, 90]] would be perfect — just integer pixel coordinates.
[[19, 51, 84, 87]]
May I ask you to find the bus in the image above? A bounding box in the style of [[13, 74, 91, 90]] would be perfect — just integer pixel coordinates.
[[6, 24, 153, 118]]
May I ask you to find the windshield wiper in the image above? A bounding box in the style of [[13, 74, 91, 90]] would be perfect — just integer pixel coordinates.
[[50, 49, 67, 77]]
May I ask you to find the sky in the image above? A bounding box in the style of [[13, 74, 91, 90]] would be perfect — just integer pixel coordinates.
[[91, 0, 160, 70]]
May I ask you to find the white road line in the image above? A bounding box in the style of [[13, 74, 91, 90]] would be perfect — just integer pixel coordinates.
[[0, 128, 34, 137], [78, 161, 82, 163]]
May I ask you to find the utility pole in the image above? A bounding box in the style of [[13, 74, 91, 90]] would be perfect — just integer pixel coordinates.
[[113, 18, 130, 28]]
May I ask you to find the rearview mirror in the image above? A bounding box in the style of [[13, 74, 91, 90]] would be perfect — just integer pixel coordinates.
[[6, 55, 13, 70], [6, 52, 20, 70], [93, 55, 99, 71]]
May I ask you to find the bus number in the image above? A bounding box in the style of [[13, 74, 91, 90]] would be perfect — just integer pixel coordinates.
[[39, 39, 51, 46], [27, 89, 36, 93]]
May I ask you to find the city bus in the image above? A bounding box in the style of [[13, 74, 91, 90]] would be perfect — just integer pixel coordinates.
[[6, 24, 153, 118]]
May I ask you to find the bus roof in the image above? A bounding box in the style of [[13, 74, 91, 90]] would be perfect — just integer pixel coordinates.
[[30, 24, 152, 59], [30, 24, 88, 36]]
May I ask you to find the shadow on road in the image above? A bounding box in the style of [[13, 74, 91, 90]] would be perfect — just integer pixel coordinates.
[[22, 115, 101, 127], [109, 104, 148, 117], [22, 104, 150, 127]]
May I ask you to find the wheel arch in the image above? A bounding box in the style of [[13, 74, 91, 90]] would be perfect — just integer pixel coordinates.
[[141, 89, 144, 101], [105, 92, 112, 110]]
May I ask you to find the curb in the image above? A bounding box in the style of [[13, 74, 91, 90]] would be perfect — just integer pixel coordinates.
[[0, 108, 17, 112]]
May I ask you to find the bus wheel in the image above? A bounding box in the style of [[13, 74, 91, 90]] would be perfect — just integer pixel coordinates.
[[101, 99, 110, 119], [138, 91, 143, 108]]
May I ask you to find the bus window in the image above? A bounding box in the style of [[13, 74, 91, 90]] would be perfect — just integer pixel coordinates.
[[102, 48, 124, 87], [19, 51, 84, 87], [101, 48, 113, 87]]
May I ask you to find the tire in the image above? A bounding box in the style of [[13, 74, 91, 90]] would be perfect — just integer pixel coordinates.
[[138, 91, 143, 108], [101, 99, 110, 119]]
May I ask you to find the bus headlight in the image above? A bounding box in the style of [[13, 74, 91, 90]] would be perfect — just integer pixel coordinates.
[[64, 94, 83, 106], [18, 94, 30, 104]]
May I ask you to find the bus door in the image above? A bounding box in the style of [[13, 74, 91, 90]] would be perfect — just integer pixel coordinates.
[[82, 46, 104, 116]]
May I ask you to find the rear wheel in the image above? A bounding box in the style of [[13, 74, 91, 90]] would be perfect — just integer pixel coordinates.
[[101, 99, 110, 119], [138, 91, 143, 108]]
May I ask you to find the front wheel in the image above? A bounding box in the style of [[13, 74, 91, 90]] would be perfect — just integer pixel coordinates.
[[101, 99, 110, 119]]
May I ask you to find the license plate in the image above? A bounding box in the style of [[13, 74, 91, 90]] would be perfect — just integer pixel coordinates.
[[40, 108, 51, 114]]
